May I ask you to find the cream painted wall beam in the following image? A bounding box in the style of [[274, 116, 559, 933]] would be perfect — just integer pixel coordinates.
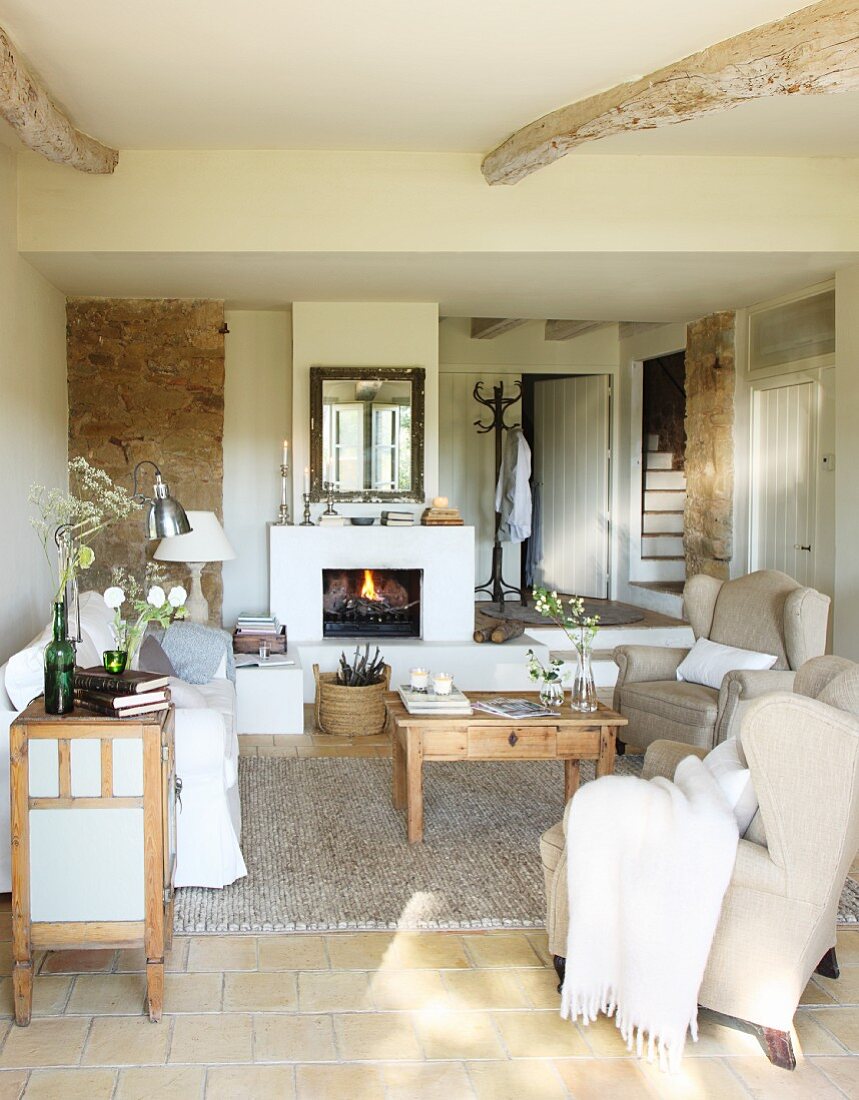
[[470, 318, 527, 340], [544, 320, 606, 341], [483, 0, 859, 185], [0, 26, 117, 174]]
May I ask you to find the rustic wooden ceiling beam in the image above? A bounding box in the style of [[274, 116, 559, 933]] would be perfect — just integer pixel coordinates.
[[544, 320, 606, 341], [482, 0, 859, 185], [0, 26, 118, 173], [470, 318, 527, 339]]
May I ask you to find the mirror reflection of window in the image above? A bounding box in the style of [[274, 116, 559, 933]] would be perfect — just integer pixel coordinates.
[[322, 379, 413, 492]]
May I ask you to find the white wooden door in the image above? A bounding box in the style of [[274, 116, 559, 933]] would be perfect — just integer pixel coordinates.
[[533, 375, 610, 598], [750, 380, 817, 586]]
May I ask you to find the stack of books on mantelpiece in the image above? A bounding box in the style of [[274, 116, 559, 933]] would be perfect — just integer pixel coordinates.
[[398, 684, 472, 716], [318, 514, 347, 527], [73, 668, 171, 719], [381, 510, 414, 526], [421, 506, 464, 526]]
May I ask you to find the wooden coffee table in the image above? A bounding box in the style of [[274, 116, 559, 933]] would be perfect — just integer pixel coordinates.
[[385, 691, 626, 843]]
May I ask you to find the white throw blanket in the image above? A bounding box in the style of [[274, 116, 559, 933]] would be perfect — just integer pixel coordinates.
[[561, 756, 738, 1071]]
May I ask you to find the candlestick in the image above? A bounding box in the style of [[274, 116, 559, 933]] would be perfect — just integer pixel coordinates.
[[276, 462, 292, 525], [323, 481, 338, 516], [300, 493, 314, 526]]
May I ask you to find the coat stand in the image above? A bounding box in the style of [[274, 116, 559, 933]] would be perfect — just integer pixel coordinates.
[[473, 379, 527, 611]]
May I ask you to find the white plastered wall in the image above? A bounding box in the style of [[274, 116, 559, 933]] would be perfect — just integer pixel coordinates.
[[222, 310, 292, 628], [0, 147, 67, 663], [834, 266, 859, 658]]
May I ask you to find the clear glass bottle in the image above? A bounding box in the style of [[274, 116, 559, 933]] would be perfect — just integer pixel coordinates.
[[44, 601, 75, 715], [570, 645, 598, 713]]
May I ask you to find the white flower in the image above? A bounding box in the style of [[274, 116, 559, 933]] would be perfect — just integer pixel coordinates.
[[167, 586, 187, 609], [146, 585, 166, 608], [104, 586, 125, 609]]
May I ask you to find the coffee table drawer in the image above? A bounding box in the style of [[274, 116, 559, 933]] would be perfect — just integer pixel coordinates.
[[467, 726, 558, 759], [556, 727, 603, 755]]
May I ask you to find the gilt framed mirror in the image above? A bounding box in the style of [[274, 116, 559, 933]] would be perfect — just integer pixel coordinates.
[[309, 366, 425, 502]]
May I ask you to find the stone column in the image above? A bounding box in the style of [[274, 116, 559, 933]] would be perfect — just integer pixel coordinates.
[[67, 298, 226, 622], [683, 312, 735, 580]]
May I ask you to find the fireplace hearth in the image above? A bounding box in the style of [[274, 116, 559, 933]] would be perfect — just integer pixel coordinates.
[[322, 568, 422, 638]]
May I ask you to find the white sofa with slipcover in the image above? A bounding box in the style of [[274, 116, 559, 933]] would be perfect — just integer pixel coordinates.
[[0, 591, 246, 891]]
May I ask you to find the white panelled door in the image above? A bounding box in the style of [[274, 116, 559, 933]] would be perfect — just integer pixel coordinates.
[[533, 375, 611, 598], [750, 381, 817, 586]]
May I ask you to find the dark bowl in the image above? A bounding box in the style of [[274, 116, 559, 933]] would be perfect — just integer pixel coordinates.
[[350, 517, 376, 526]]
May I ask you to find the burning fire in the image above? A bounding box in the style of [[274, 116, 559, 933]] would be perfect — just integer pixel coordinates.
[[360, 569, 380, 601]]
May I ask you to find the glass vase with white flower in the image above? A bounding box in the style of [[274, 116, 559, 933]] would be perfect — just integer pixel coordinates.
[[525, 648, 568, 708], [103, 566, 187, 673], [532, 587, 601, 713]]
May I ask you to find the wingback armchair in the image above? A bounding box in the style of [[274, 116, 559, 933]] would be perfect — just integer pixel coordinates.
[[541, 655, 859, 1069], [614, 569, 829, 752]]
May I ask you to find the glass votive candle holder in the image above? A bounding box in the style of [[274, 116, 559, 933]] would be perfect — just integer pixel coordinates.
[[103, 649, 128, 674], [259, 639, 271, 662], [432, 673, 453, 696], [410, 667, 429, 692]]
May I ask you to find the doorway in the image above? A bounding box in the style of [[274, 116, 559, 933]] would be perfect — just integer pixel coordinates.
[[524, 374, 611, 598]]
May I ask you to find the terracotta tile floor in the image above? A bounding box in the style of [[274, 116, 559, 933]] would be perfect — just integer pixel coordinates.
[[1, 726, 856, 1097]]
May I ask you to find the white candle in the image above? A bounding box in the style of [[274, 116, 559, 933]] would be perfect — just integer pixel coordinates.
[[327, 457, 335, 484], [282, 439, 289, 467], [410, 667, 429, 691], [432, 672, 453, 696], [304, 466, 310, 495]]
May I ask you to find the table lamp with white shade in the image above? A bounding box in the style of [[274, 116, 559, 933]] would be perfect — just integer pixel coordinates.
[[153, 511, 236, 624]]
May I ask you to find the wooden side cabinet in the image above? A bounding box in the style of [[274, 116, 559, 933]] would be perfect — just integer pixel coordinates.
[[10, 700, 177, 1024]]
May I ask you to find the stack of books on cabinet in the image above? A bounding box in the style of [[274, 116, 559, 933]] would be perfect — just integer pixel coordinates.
[[74, 668, 172, 718], [233, 613, 287, 653], [318, 514, 347, 527], [381, 510, 414, 527]]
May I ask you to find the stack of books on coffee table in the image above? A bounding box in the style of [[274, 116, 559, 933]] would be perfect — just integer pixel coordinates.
[[397, 684, 472, 716], [73, 668, 172, 719]]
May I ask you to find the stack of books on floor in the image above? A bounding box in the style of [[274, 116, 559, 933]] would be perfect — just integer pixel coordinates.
[[421, 506, 464, 526], [73, 668, 172, 718], [318, 514, 347, 527], [381, 510, 414, 527], [235, 612, 281, 634], [398, 684, 472, 715]]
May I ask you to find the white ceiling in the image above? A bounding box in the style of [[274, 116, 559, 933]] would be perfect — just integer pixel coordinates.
[[22, 250, 853, 317], [3, 0, 856, 156]]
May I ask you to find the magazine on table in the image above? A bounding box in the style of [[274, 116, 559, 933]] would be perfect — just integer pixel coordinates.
[[233, 654, 295, 668], [471, 697, 561, 719]]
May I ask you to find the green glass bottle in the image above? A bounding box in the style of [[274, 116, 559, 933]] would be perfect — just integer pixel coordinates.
[[44, 601, 75, 715]]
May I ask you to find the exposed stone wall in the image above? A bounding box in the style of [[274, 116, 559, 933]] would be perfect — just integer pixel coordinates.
[[683, 312, 735, 580], [67, 299, 226, 622]]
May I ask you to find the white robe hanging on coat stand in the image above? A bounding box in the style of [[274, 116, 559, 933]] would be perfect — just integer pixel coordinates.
[[495, 427, 532, 543]]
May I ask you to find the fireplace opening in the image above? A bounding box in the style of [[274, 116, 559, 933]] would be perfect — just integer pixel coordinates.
[[322, 568, 422, 638]]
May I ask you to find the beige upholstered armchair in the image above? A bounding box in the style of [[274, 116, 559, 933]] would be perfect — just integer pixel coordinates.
[[613, 569, 829, 752], [541, 655, 859, 1069]]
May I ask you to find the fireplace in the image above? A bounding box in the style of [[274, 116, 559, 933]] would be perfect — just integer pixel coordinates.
[[322, 568, 422, 638]]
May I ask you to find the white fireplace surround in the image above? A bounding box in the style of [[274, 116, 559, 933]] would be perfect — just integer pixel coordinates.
[[270, 525, 475, 641]]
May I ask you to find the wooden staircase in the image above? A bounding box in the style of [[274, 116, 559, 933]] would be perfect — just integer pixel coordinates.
[[631, 433, 686, 613]]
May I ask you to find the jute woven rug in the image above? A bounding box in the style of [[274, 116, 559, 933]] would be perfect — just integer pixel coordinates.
[[175, 754, 859, 933]]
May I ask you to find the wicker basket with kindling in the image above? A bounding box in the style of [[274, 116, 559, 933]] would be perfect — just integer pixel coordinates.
[[313, 646, 391, 736]]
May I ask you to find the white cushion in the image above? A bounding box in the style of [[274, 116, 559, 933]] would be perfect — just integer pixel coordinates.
[[676, 636, 777, 691], [704, 737, 759, 835], [167, 678, 208, 709], [77, 591, 116, 658], [4, 624, 51, 710]]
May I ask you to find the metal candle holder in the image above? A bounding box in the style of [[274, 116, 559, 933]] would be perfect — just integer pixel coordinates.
[[323, 481, 339, 516], [300, 493, 314, 526], [276, 463, 292, 525]]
